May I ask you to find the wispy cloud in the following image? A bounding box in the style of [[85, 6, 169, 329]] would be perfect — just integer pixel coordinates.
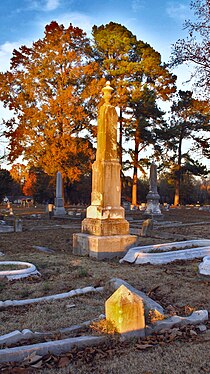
[[45, 0, 60, 11], [166, 2, 189, 22], [38, 12, 93, 35], [25, 0, 60, 12], [0, 40, 33, 72], [131, 0, 145, 12]]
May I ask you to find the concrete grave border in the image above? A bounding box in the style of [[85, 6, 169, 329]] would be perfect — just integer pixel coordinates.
[[120, 239, 210, 264], [0, 261, 40, 280], [0, 279, 208, 363]]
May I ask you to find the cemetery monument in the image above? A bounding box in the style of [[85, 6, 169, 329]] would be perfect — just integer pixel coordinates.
[[144, 161, 162, 218], [54, 171, 66, 216], [73, 81, 137, 259]]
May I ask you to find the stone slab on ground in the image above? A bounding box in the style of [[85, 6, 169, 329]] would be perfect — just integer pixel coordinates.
[[73, 233, 138, 260]]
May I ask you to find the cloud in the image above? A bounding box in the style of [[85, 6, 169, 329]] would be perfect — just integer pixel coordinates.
[[0, 42, 20, 71], [166, 2, 189, 22], [38, 12, 93, 36], [25, 0, 60, 12], [45, 0, 60, 11], [131, 0, 145, 12], [0, 40, 34, 72]]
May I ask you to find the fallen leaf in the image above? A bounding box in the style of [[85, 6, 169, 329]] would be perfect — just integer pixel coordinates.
[[58, 356, 70, 368]]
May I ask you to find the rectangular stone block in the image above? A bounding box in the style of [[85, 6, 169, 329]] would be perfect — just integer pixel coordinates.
[[73, 233, 137, 260], [82, 218, 129, 236]]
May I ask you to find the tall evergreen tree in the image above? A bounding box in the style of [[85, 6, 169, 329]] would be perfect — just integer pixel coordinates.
[[155, 90, 210, 205], [92, 22, 176, 205]]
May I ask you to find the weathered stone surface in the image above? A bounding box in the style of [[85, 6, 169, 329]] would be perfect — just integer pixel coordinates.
[[134, 247, 210, 265], [54, 171, 66, 216], [0, 336, 105, 363], [144, 162, 162, 218], [105, 284, 145, 337], [73, 82, 135, 259], [14, 218, 22, 232], [120, 240, 210, 264], [108, 278, 164, 315], [0, 329, 33, 345], [151, 310, 208, 333], [140, 219, 153, 237], [82, 217, 129, 236], [199, 256, 210, 275], [73, 233, 137, 259]]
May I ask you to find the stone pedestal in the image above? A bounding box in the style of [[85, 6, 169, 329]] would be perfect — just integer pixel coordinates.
[[143, 191, 162, 219], [73, 233, 137, 260]]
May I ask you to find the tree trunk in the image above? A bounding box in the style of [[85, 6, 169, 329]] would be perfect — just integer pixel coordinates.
[[173, 176, 180, 206], [132, 136, 139, 206], [173, 130, 183, 206]]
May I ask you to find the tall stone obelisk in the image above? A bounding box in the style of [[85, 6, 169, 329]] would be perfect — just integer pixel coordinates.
[[144, 161, 162, 218], [73, 81, 137, 259], [54, 171, 66, 216]]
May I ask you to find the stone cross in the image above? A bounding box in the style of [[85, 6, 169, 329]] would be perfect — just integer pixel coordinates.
[[54, 171, 66, 216]]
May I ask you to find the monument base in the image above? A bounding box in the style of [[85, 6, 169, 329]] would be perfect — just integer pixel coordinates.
[[54, 207, 66, 216], [82, 218, 129, 236], [73, 233, 138, 260]]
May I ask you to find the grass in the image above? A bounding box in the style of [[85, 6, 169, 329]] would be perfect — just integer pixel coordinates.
[[0, 206, 210, 373]]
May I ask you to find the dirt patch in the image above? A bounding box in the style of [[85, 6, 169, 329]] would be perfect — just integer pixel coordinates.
[[0, 205, 210, 373]]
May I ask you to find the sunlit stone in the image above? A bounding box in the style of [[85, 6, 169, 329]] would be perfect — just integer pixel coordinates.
[[105, 284, 145, 337]]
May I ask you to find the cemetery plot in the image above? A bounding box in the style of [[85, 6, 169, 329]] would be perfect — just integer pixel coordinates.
[[0, 206, 210, 372]]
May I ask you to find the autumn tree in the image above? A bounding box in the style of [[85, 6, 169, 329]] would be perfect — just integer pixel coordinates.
[[0, 21, 99, 181], [171, 0, 210, 93], [156, 90, 210, 205], [22, 167, 55, 203], [92, 22, 176, 205]]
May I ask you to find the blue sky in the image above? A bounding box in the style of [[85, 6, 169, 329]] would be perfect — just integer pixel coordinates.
[[0, 0, 192, 79]]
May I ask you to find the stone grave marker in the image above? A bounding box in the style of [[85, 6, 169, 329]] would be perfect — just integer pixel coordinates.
[[144, 161, 162, 218], [105, 284, 145, 337], [54, 171, 66, 216]]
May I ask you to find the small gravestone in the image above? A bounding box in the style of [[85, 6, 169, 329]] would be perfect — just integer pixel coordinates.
[[54, 171, 66, 216], [105, 284, 145, 337], [14, 218, 22, 232], [141, 218, 153, 237], [144, 161, 162, 218], [199, 256, 210, 276]]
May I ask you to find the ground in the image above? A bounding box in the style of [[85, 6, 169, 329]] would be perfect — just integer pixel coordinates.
[[0, 205, 210, 373]]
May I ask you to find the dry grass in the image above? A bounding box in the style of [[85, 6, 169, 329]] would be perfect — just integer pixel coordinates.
[[0, 205, 210, 373]]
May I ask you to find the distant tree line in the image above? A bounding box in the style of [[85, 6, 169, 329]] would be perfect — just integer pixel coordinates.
[[0, 167, 209, 205]]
